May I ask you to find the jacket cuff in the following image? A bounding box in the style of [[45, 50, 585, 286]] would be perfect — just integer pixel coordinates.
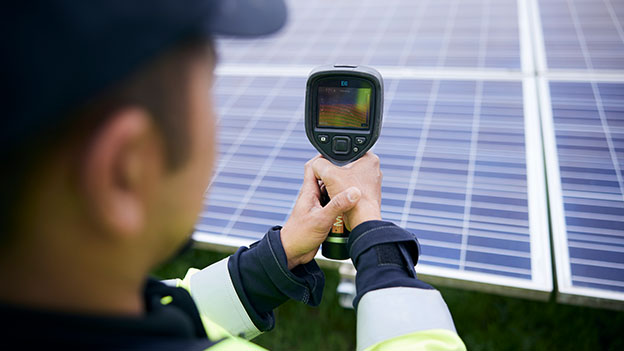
[[348, 220, 433, 309], [348, 220, 420, 268], [228, 226, 325, 331]]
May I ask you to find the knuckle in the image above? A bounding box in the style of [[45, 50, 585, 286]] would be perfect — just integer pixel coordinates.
[[371, 153, 380, 165]]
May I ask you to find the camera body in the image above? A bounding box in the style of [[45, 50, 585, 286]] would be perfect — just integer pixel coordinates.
[[305, 65, 383, 166], [304, 65, 384, 259]]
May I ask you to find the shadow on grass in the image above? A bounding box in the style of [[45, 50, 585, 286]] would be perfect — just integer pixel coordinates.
[[153, 248, 624, 351]]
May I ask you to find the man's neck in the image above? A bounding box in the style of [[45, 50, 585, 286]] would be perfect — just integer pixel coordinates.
[[0, 242, 145, 317]]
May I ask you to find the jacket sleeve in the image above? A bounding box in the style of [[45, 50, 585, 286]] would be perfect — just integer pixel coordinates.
[[348, 220, 466, 351], [172, 226, 324, 340]]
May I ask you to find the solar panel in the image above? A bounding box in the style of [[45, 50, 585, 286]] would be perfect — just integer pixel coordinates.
[[537, 0, 624, 71], [194, 73, 553, 298], [217, 0, 522, 70], [540, 79, 624, 308]]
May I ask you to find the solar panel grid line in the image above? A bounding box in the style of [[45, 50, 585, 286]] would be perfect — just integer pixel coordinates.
[[573, 275, 624, 289], [323, 0, 372, 64], [603, 0, 624, 43], [425, 239, 533, 260], [397, 80, 440, 229], [478, 0, 492, 69], [409, 216, 530, 239], [426, 256, 532, 277], [433, 0, 461, 68], [589, 82, 624, 201], [570, 257, 624, 271], [542, 70, 624, 83], [354, 0, 400, 65], [565, 0, 598, 72], [216, 64, 528, 81], [458, 81, 484, 270], [214, 76, 255, 119], [566, 229, 624, 242], [393, 0, 430, 66]]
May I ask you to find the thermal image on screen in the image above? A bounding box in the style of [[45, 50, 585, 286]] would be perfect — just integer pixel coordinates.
[[318, 87, 371, 128]]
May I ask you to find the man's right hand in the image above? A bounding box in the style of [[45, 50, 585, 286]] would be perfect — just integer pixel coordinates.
[[311, 152, 383, 231]]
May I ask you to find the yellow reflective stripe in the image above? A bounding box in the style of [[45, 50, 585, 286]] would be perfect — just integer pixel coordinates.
[[199, 314, 231, 341], [177, 268, 231, 340], [160, 295, 173, 305], [364, 329, 466, 351], [177, 268, 201, 292], [207, 337, 267, 351]]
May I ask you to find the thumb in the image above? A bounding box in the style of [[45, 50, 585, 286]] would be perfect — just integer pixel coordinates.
[[321, 187, 361, 219]]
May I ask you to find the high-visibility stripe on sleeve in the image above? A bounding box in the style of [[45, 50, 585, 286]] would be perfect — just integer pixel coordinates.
[[206, 336, 268, 351], [364, 329, 466, 351], [356, 287, 460, 351], [184, 258, 262, 340]]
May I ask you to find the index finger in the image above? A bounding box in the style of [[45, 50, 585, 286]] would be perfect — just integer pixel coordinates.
[[310, 156, 335, 182], [301, 157, 322, 196]]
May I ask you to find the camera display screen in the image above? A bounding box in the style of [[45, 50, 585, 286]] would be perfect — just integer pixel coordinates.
[[317, 86, 371, 129]]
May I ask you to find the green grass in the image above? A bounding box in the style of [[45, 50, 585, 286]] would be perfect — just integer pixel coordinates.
[[153, 248, 624, 351]]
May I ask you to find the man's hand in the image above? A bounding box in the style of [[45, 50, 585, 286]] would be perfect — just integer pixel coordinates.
[[312, 152, 383, 230], [280, 156, 362, 269], [280, 152, 383, 269]]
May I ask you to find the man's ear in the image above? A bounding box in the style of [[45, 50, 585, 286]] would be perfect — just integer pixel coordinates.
[[80, 107, 164, 240]]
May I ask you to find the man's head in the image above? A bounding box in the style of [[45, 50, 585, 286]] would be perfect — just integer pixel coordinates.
[[0, 0, 286, 313]]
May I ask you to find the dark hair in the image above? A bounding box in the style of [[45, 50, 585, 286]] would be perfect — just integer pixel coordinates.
[[74, 37, 215, 169], [1, 37, 215, 245]]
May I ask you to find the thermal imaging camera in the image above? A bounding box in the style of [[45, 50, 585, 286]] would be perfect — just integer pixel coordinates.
[[305, 65, 383, 166], [305, 64, 384, 260]]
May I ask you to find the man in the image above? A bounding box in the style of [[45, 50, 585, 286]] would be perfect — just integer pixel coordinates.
[[0, 1, 466, 350]]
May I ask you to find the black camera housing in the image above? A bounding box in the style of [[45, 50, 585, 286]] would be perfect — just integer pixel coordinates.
[[305, 65, 384, 166]]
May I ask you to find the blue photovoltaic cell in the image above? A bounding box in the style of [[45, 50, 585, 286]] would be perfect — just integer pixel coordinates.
[[539, 0, 624, 71], [197, 75, 538, 284], [549, 81, 624, 293], [217, 0, 521, 70]]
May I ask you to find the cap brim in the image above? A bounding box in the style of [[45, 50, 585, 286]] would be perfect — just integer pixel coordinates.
[[208, 0, 288, 37]]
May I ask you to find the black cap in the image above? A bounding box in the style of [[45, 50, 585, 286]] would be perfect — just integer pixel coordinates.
[[1, 0, 287, 151]]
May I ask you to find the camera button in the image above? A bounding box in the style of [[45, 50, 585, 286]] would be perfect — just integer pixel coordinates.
[[332, 136, 350, 154], [318, 134, 329, 144], [355, 136, 366, 145]]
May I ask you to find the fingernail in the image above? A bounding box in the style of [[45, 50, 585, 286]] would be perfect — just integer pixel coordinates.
[[347, 187, 361, 202]]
